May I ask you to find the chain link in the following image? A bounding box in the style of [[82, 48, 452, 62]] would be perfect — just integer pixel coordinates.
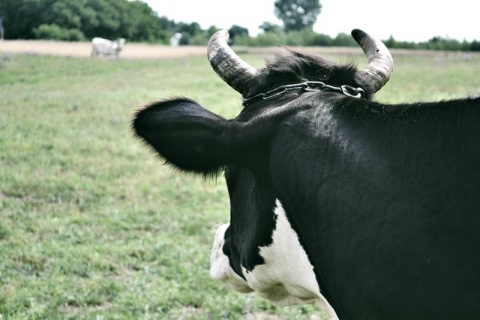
[[242, 81, 365, 106]]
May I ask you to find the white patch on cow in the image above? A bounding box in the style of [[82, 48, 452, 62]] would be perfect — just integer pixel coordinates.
[[210, 201, 338, 319], [210, 223, 254, 293]]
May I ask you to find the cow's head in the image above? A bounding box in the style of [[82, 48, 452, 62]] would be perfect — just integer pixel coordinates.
[[115, 38, 126, 51], [133, 29, 393, 314], [208, 29, 392, 100]]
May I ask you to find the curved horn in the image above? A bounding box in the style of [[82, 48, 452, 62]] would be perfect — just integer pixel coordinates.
[[207, 30, 259, 96], [351, 29, 394, 94]]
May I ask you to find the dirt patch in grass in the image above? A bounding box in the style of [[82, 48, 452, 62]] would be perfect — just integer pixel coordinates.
[[1, 40, 458, 61], [0, 40, 207, 59]]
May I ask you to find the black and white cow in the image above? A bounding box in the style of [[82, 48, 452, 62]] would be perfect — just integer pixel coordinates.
[[133, 29, 480, 320]]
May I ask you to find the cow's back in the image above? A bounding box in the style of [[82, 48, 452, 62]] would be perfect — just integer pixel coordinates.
[[269, 97, 480, 319], [91, 37, 113, 55]]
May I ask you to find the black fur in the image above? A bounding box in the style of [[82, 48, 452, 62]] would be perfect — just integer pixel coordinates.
[[247, 48, 365, 100], [133, 98, 229, 175]]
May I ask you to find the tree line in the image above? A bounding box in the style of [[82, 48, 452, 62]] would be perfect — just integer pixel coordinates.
[[0, 0, 216, 43], [1, 0, 479, 52], [235, 29, 480, 52]]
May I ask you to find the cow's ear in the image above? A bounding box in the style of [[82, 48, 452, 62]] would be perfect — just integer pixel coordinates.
[[133, 98, 230, 175]]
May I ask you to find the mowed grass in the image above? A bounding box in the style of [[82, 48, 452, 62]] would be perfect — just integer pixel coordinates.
[[1, 48, 479, 319]]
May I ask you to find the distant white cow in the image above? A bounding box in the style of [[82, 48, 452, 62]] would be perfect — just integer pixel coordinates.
[[169, 33, 182, 47], [91, 37, 126, 59]]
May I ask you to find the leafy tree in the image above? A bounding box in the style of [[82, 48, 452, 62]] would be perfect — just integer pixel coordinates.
[[274, 0, 321, 32], [259, 21, 282, 33], [116, 0, 166, 41], [385, 36, 397, 48], [0, 0, 44, 39], [34, 23, 85, 41], [471, 40, 480, 52], [333, 32, 356, 47], [159, 16, 176, 30], [228, 25, 249, 44], [175, 22, 211, 45], [206, 25, 220, 37], [0, 0, 173, 41], [176, 22, 202, 36]]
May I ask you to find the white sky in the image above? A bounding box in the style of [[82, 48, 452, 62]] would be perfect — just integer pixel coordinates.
[[143, 0, 480, 42]]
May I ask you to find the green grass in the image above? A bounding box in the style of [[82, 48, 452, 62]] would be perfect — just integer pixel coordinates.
[[1, 49, 479, 319]]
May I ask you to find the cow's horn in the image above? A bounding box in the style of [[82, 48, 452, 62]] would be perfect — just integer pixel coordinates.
[[351, 29, 393, 94], [208, 30, 259, 96]]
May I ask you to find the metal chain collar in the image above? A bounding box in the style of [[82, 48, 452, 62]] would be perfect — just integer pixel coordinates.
[[242, 80, 365, 106]]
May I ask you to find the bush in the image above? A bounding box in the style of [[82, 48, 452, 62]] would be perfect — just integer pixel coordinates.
[[186, 33, 210, 45], [65, 28, 85, 41], [471, 41, 480, 51], [236, 29, 358, 47], [33, 24, 85, 41], [235, 32, 283, 46], [235, 29, 334, 47]]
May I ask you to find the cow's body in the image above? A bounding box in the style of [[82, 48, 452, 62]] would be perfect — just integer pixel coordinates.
[[91, 37, 126, 58], [219, 95, 480, 319], [133, 30, 480, 319]]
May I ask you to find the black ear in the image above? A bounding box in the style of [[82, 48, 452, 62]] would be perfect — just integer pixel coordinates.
[[133, 98, 230, 174]]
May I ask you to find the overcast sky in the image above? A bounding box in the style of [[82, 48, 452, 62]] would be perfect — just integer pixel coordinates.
[[143, 0, 479, 42]]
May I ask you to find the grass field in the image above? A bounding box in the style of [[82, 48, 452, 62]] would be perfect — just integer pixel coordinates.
[[1, 43, 479, 319]]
